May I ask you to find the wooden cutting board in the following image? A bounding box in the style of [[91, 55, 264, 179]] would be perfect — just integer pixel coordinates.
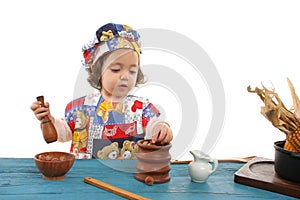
[[234, 157, 300, 198]]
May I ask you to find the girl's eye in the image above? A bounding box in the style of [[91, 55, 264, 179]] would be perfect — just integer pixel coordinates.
[[111, 69, 120, 73], [129, 70, 137, 74]]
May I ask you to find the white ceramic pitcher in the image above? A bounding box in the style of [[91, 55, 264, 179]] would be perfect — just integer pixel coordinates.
[[188, 150, 218, 183]]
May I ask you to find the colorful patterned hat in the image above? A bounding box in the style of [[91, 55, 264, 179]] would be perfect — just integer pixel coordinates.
[[82, 23, 141, 70]]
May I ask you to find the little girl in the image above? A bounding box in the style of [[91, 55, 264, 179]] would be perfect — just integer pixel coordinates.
[[31, 23, 173, 159]]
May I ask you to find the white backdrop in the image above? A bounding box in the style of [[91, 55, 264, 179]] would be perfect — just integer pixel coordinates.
[[1, 0, 300, 160]]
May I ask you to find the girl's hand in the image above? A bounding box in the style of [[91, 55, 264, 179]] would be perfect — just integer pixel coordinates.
[[151, 122, 173, 145], [30, 101, 53, 123]]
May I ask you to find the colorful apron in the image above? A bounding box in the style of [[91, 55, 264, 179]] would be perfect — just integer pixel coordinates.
[[65, 92, 160, 159]]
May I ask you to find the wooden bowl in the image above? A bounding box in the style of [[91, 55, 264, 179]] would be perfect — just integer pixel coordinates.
[[34, 151, 75, 180], [274, 141, 300, 183]]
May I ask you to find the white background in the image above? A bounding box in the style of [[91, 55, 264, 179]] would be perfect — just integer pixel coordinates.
[[1, 0, 300, 160]]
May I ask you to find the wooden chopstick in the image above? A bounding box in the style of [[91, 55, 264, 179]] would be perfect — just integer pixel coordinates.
[[84, 176, 151, 200], [171, 156, 256, 164], [171, 160, 192, 164]]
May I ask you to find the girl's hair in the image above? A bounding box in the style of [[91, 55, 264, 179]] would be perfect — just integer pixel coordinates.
[[86, 51, 145, 90]]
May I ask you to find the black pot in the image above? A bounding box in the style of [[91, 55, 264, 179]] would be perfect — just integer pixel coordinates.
[[274, 140, 300, 183]]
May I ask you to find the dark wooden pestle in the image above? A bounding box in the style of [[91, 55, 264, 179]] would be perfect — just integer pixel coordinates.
[[36, 96, 57, 143]]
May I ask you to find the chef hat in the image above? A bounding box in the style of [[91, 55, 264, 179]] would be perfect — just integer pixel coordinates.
[[82, 23, 141, 70]]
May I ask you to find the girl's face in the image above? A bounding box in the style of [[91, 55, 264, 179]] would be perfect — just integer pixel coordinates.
[[100, 49, 139, 101]]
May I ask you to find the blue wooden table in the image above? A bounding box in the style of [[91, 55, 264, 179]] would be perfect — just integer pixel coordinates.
[[0, 158, 298, 199]]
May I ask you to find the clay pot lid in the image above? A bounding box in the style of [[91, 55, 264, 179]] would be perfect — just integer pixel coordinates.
[[137, 140, 172, 150]]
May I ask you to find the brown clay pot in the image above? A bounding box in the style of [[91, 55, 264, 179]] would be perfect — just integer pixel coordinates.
[[134, 140, 172, 185]]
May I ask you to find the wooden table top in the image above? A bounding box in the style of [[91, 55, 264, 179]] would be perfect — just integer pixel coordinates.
[[0, 158, 298, 199]]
